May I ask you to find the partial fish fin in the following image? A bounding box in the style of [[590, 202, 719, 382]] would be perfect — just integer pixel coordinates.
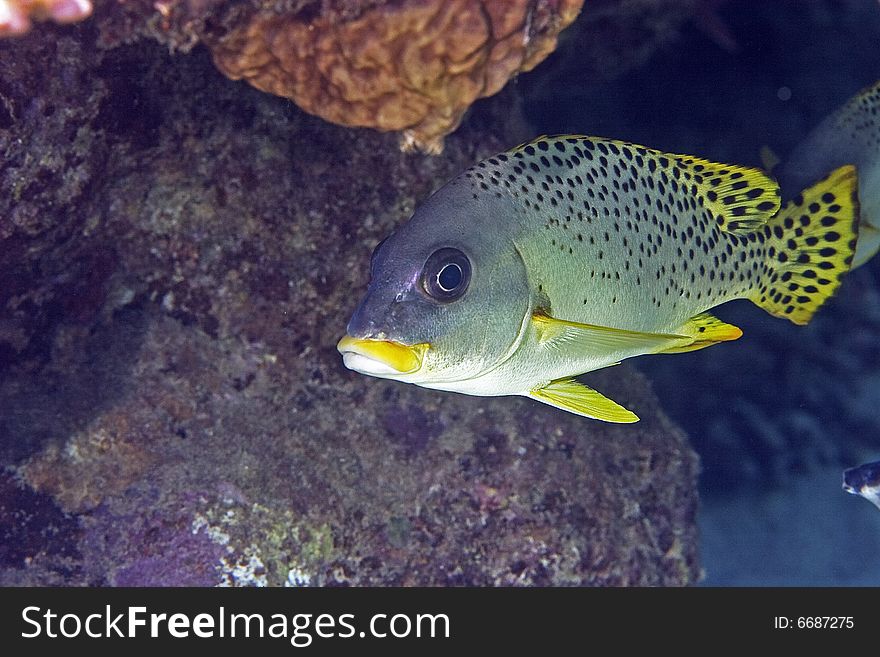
[[658, 312, 743, 354], [750, 165, 859, 325], [532, 312, 688, 356], [759, 145, 780, 173], [778, 81, 880, 269], [671, 153, 781, 232], [853, 222, 880, 269], [530, 377, 639, 423], [514, 136, 780, 232]]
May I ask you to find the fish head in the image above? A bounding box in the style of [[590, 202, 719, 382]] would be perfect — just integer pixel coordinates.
[[339, 181, 532, 388], [843, 461, 880, 496]]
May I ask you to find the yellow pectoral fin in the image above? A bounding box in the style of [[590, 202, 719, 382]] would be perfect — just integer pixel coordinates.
[[532, 312, 688, 357], [658, 312, 743, 354], [530, 377, 639, 423]]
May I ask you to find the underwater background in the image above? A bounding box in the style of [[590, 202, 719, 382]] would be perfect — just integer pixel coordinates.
[[1, 0, 879, 586]]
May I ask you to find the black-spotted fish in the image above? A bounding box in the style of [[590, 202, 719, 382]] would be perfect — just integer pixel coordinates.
[[338, 135, 859, 422], [843, 460, 880, 511], [775, 80, 880, 268]]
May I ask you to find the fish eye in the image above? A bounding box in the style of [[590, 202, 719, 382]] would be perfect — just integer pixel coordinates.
[[421, 248, 471, 302]]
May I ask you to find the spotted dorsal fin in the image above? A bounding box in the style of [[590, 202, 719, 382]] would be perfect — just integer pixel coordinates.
[[671, 153, 781, 232], [532, 311, 688, 356], [510, 135, 783, 234]]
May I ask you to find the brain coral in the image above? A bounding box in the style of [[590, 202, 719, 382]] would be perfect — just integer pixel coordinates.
[[209, 0, 584, 153], [0, 0, 91, 35]]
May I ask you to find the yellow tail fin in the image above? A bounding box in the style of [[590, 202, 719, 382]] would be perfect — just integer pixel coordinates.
[[750, 165, 859, 325]]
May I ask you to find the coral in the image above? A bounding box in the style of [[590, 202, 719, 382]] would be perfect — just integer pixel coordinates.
[[0, 0, 91, 36], [208, 0, 584, 153]]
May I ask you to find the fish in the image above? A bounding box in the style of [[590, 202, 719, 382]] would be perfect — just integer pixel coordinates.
[[843, 460, 880, 511], [774, 80, 880, 269], [338, 135, 859, 422]]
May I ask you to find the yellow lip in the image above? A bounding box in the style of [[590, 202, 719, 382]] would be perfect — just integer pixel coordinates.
[[337, 336, 429, 374]]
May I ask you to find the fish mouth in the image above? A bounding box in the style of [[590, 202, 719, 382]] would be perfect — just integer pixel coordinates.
[[337, 335, 429, 376]]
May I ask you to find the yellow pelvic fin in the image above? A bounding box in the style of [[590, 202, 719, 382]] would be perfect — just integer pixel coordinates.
[[750, 164, 859, 325], [532, 312, 688, 356], [658, 312, 743, 354], [530, 377, 639, 423], [672, 152, 781, 233]]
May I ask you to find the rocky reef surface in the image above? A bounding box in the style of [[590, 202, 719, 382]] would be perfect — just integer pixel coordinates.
[[0, 2, 702, 586]]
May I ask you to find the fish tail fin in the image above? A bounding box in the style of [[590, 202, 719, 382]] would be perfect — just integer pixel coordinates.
[[750, 165, 859, 325], [853, 222, 880, 269]]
